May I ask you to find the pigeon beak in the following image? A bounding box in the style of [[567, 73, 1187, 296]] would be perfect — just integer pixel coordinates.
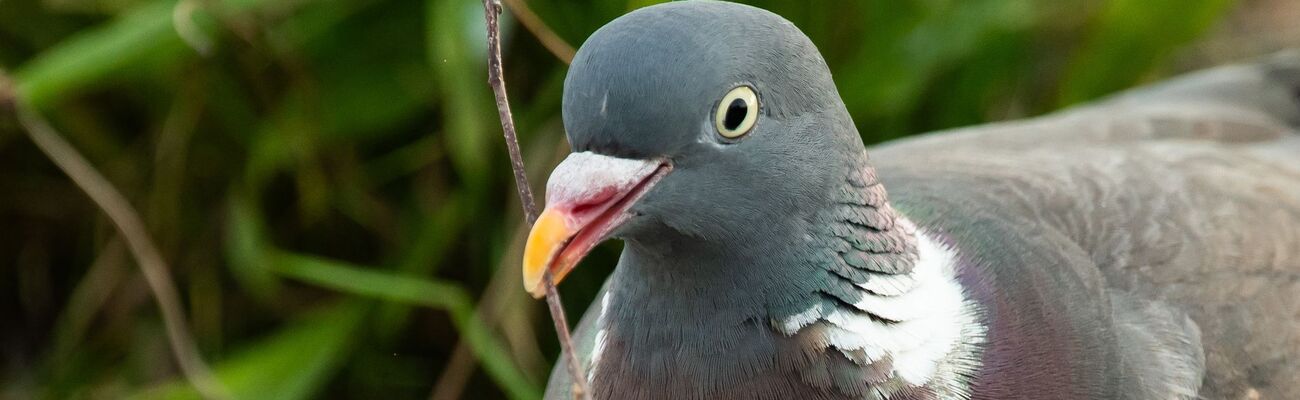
[[523, 152, 672, 298]]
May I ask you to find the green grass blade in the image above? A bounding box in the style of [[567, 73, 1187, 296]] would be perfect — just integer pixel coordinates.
[[15, 2, 185, 108], [128, 302, 367, 400], [426, 0, 493, 193], [269, 250, 541, 400]]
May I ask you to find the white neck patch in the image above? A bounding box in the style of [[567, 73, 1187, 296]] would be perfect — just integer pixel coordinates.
[[586, 226, 984, 398], [777, 227, 986, 398], [588, 291, 613, 383]]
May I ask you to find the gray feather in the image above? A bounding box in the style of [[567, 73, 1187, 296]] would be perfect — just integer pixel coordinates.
[[874, 51, 1300, 398], [1109, 290, 1205, 399]]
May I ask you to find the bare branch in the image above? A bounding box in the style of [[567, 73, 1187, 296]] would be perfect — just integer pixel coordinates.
[[484, 0, 540, 225], [502, 0, 576, 64], [543, 272, 590, 400], [481, 1, 592, 399], [432, 12, 574, 395], [3, 72, 231, 400]]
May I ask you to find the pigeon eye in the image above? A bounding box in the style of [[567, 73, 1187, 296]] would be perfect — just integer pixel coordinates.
[[714, 86, 758, 139]]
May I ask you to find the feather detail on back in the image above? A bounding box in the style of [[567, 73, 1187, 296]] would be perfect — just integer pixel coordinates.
[[872, 51, 1300, 399], [1109, 291, 1205, 399]]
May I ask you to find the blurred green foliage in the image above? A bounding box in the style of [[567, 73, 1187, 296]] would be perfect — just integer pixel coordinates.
[[0, 0, 1268, 398]]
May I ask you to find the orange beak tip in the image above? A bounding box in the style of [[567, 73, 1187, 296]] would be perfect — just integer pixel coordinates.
[[523, 209, 572, 299]]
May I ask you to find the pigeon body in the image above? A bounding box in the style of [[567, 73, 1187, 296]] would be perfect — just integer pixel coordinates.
[[526, 2, 1300, 399]]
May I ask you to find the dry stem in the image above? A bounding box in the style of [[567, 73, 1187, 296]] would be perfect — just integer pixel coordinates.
[[502, 0, 576, 64], [3, 73, 230, 399], [481, 1, 592, 399]]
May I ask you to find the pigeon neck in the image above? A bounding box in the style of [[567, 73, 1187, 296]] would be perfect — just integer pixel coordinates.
[[591, 155, 985, 398], [614, 152, 922, 308]]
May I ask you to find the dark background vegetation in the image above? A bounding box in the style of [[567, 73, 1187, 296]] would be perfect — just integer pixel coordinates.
[[1, 0, 1296, 398]]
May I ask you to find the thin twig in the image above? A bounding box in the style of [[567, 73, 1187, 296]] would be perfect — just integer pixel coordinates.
[[484, 0, 540, 225], [543, 272, 589, 399], [2, 73, 231, 400], [430, 140, 568, 400], [502, 0, 575, 64], [431, 5, 575, 397], [481, 1, 592, 399]]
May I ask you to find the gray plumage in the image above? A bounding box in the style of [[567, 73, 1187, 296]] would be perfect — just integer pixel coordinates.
[[871, 50, 1300, 398], [544, 1, 1300, 399]]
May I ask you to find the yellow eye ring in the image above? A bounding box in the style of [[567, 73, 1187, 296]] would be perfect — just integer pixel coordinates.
[[714, 86, 759, 139]]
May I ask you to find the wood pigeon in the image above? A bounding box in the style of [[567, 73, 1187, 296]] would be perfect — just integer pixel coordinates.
[[521, 1, 1300, 399]]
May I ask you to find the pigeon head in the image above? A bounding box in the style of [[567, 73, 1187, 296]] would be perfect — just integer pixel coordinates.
[[523, 1, 865, 296]]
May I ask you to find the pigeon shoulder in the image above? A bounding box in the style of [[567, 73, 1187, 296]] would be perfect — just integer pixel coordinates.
[[868, 53, 1300, 399]]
